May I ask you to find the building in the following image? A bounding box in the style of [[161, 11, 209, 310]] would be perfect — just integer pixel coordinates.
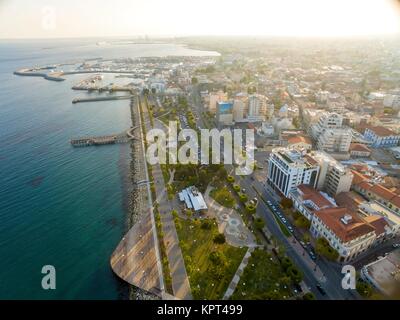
[[316, 127, 352, 154], [311, 207, 376, 262], [216, 101, 234, 126], [233, 99, 246, 122], [178, 186, 207, 212], [349, 143, 371, 157], [311, 112, 343, 139], [363, 126, 400, 148], [310, 151, 353, 196], [247, 94, 267, 122], [361, 249, 400, 297], [289, 184, 337, 220], [209, 90, 228, 113], [287, 135, 313, 151], [310, 112, 352, 156], [266, 148, 320, 197]]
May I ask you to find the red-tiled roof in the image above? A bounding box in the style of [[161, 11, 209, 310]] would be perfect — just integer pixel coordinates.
[[297, 184, 334, 209], [288, 135, 312, 146], [363, 215, 389, 236], [335, 191, 366, 213], [367, 126, 397, 137], [370, 184, 396, 201], [351, 170, 368, 185], [358, 181, 373, 191], [350, 143, 371, 153], [315, 207, 375, 243]]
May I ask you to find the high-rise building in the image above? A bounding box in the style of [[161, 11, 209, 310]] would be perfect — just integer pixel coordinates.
[[233, 99, 246, 122], [209, 90, 228, 113], [216, 101, 234, 126], [311, 112, 351, 155], [247, 94, 267, 122], [309, 151, 353, 196], [316, 127, 352, 153], [266, 148, 320, 197]]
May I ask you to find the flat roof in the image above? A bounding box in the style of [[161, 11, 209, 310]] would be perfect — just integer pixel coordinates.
[[363, 249, 400, 297]]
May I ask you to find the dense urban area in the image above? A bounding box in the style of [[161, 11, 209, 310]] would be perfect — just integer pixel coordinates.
[[16, 37, 400, 300]]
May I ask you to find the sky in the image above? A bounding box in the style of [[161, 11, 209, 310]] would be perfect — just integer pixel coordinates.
[[0, 0, 399, 39]]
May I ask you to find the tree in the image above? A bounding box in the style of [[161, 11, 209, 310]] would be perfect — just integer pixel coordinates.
[[191, 77, 198, 85], [315, 238, 339, 261], [254, 217, 265, 230], [356, 281, 373, 298], [303, 292, 315, 300], [280, 197, 293, 209], [201, 220, 212, 230], [286, 266, 303, 284], [209, 251, 226, 266], [213, 233, 226, 244]]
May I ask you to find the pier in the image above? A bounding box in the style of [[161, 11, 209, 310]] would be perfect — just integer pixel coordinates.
[[72, 95, 132, 104], [70, 128, 137, 147]]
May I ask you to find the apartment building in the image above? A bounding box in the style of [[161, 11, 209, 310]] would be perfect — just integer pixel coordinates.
[[266, 148, 320, 197]]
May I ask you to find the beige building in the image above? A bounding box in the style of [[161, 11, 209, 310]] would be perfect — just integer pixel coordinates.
[[311, 207, 376, 262], [209, 90, 228, 113]]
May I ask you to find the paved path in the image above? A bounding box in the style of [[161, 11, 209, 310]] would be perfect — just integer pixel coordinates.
[[141, 97, 192, 300], [204, 186, 256, 248], [222, 247, 255, 300], [110, 96, 164, 297]]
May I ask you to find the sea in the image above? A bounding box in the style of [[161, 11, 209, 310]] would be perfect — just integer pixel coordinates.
[[0, 39, 218, 299]]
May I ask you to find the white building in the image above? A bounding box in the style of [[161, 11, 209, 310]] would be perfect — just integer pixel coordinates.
[[309, 151, 353, 196], [316, 127, 352, 154], [266, 148, 320, 197], [178, 186, 208, 212], [363, 126, 400, 148]]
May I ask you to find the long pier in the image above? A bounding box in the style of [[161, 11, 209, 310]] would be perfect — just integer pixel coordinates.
[[72, 95, 132, 104], [70, 127, 138, 147]]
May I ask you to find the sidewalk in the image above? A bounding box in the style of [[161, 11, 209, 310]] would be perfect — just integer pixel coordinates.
[[222, 247, 255, 300]]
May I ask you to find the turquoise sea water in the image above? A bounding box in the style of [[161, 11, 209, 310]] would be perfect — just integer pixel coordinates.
[[0, 39, 218, 299]]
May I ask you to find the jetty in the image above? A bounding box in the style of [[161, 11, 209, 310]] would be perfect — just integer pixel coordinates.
[[70, 128, 137, 147], [72, 95, 132, 104]]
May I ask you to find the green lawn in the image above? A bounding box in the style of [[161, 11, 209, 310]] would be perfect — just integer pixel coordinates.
[[175, 217, 247, 300], [230, 248, 293, 300]]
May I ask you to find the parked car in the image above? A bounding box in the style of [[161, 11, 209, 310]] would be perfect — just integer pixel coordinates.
[[392, 243, 400, 248], [288, 226, 294, 233], [316, 283, 326, 295]]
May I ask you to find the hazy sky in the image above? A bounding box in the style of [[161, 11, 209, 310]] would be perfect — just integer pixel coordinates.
[[0, 0, 399, 39]]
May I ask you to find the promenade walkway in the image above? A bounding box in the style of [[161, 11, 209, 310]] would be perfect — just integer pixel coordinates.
[[141, 97, 192, 300]]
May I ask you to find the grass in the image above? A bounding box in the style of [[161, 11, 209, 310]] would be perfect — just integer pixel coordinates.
[[175, 217, 247, 300], [230, 248, 293, 300]]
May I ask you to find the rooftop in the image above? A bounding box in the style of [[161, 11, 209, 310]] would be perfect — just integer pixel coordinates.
[[315, 207, 375, 243], [362, 249, 400, 297], [366, 125, 397, 137]]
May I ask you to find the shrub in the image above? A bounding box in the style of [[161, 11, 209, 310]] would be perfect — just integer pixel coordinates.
[[280, 197, 293, 209], [201, 220, 212, 230], [213, 233, 226, 244], [303, 292, 315, 300]]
